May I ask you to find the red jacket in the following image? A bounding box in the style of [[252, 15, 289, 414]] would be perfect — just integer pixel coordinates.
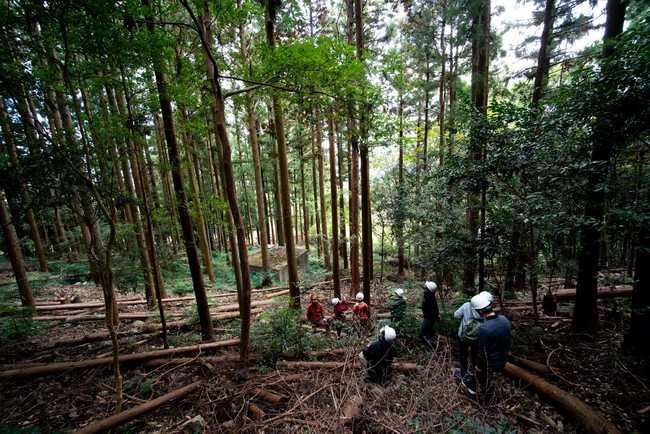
[[354, 302, 369, 321], [333, 299, 349, 321], [307, 302, 325, 322]]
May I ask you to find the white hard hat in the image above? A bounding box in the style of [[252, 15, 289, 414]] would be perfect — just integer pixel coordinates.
[[394, 288, 404, 297], [425, 281, 437, 292], [331, 297, 340, 306], [479, 291, 493, 302], [471, 294, 491, 310], [381, 325, 396, 342], [356, 292, 364, 302]]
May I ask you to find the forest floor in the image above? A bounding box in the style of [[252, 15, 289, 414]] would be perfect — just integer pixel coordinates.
[[0, 271, 649, 434]]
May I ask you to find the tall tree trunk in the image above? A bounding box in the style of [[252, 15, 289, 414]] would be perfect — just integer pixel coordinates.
[[438, 2, 447, 167], [146, 3, 214, 341], [261, 3, 301, 308], [311, 130, 322, 258], [347, 0, 360, 297], [327, 106, 341, 297], [397, 94, 405, 277], [573, 0, 626, 332], [0, 97, 48, 273], [316, 109, 331, 270], [193, 0, 253, 357], [0, 191, 35, 310], [532, 0, 555, 106], [337, 119, 348, 270], [463, 0, 490, 294], [300, 145, 310, 250]]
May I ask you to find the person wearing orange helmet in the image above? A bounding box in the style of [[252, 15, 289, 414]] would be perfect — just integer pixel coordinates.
[[306, 294, 326, 327]]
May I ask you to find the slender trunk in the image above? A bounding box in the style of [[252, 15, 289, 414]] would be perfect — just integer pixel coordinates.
[[532, 0, 555, 106], [0, 191, 35, 310], [316, 109, 331, 270], [194, 0, 253, 357], [327, 106, 341, 298], [146, 7, 214, 340], [573, 0, 626, 332], [311, 130, 322, 258], [300, 145, 310, 251]]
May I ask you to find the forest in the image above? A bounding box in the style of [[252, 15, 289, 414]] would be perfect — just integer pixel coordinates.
[[0, 0, 649, 432]]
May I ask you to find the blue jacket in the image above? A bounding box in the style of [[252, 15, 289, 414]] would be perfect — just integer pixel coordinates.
[[363, 339, 394, 384], [477, 313, 511, 371]]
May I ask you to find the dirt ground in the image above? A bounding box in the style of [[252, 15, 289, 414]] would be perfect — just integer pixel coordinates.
[[0, 278, 648, 433]]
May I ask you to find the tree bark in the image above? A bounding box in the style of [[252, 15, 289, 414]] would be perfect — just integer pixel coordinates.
[[327, 106, 341, 297], [146, 5, 214, 341], [573, 0, 626, 332], [0, 191, 35, 310]]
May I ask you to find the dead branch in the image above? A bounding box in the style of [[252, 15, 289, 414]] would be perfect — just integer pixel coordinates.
[[73, 380, 203, 434], [275, 361, 419, 371], [503, 363, 622, 434]]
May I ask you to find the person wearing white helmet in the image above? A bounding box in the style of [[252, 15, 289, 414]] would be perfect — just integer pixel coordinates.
[[361, 325, 396, 384], [390, 288, 407, 323], [353, 292, 370, 334], [478, 291, 493, 303], [461, 294, 511, 405], [453, 294, 484, 380], [331, 296, 349, 338], [419, 281, 440, 344]]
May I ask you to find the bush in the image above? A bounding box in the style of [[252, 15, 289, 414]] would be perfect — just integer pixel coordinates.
[[250, 305, 327, 364]]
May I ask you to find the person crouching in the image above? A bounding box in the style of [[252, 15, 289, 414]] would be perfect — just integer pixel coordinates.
[[360, 325, 396, 385]]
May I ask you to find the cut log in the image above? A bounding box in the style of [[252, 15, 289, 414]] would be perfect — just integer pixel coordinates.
[[503, 363, 622, 434], [249, 403, 266, 420], [141, 355, 258, 367], [263, 289, 290, 299], [508, 354, 554, 376], [252, 387, 284, 403], [554, 286, 632, 301], [164, 308, 264, 328], [73, 380, 203, 434], [0, 340, 241, 380], [35, 296, 195, 311], [275, 361, 418, 371]]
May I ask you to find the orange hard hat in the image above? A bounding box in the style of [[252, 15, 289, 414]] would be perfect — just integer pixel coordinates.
[[310, 295, 318, 301]]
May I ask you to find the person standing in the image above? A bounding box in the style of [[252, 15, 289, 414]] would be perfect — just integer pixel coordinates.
[[360, 325, 396, 385], [353, 292, 370, 334], [453, 291, 493, 379], [390, 288, 407, 324], [306, 294, 326, 327], [462, 294, 511, 406], [419, 281, 440, 344], [331, 296, 349, 338]]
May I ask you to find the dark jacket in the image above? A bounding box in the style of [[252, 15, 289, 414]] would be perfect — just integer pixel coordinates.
[[477, 313, 512, 371], [362, 339, 394, 384], [421, 290, 439, 320], [390, 298, 407, 321]]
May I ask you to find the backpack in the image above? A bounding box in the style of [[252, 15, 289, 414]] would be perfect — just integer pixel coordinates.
[[460, 318, 480, 342]]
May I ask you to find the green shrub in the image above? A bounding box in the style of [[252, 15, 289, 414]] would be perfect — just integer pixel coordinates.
[[250, 306, 327, 364], [0, 307, 42, 346]]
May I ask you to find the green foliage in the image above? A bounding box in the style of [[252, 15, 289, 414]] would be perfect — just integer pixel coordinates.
[[511, 325, 544, 354], [168, 332, 202, 348], [60, 262, 90, 284], [250, 306, 328, 364], [0, 307, 42, 347]]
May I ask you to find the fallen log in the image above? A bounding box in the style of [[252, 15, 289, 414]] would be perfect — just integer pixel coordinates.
[[164, 308, 264, 328], [35, 296, 195, 311], [275, 361, 419, 371], [31, 312, 184, 322], [73, 380, 203, 434], [0, 339, 241, 380], [248, 403, 266, 420], [252, 387, 284, 403], [264, 289, 290, 299], [213, 299, 274, 313], [508, 354, 554, 376], [141, 355, 258, 367], [503, 362, 622, 434], [554, 286, 632, 301]]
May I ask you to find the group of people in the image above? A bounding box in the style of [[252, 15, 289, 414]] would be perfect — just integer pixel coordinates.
[[306, 292, 370, 338], [305, 282, 512, 402], [454, 291, 512, 405]]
